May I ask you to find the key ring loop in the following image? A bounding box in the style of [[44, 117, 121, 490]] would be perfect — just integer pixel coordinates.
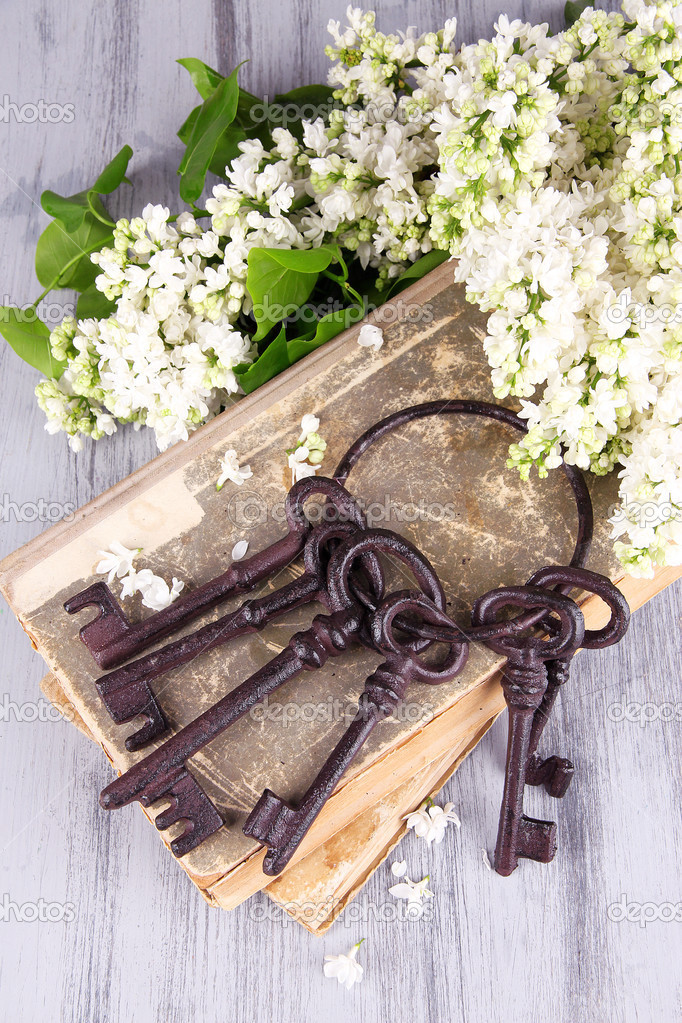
[[369, 590, 469, 684], [333, 400, 594, 637]]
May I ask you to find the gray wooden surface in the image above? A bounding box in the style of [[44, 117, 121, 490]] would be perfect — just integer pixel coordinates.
[[0, 2, 680, 1021]]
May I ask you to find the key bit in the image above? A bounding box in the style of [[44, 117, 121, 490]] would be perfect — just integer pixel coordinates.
[[143, 767, 224, 858]]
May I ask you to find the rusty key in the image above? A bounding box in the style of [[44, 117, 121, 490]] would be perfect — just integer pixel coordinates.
[[64, 476, 365, 669], [472, 585, 585, 876], [244, 587, 468, 875], [93, 516, 382, 752]]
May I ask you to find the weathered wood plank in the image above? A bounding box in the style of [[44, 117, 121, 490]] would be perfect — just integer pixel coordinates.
[[0, 1, 679, 1022]]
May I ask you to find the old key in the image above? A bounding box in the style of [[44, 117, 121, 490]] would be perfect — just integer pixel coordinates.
[[522, 566, 630, 796], [472, 584, 586, 876], [243, 537, 469, 874]]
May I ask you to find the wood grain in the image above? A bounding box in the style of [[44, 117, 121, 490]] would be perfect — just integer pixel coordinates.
[[0, 1, 679, 1022]]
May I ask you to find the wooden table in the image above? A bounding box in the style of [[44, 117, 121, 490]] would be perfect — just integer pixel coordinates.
[[0, 1, 679, 1020]]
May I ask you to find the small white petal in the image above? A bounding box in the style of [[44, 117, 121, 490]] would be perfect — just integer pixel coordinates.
[[388, 881, 417, 900], [298, 413, 320, 443], [482, 849, 493, 871], [390, 859, 407, 877], [231, 540, 249, 561], [357, 324, 384, 350]]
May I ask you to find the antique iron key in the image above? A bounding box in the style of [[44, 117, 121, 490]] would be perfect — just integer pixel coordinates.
[[522, 566, 630, 795], [243, 538, 469, 874], [472, 584, 586, 876]]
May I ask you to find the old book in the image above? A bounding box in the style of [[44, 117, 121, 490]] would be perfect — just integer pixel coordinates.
[[1, 263, 679, 912]]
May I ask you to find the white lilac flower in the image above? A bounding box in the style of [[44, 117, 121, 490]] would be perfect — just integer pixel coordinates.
[[95, 542, 141, 583], [217, 449, 253, 490], [291, 415, 327, 476], [33, 0, 682, 574], [388, 873, 434, 917], [231, 539, 249, 561], [298, 413, 320, 442], [139, 574, 184, 611], [119, 567, 185, 610], [323, 940, 364, 989], [288, 445, 319, 484], [405, 799, 461, 844], [357, 324, 384, 350]]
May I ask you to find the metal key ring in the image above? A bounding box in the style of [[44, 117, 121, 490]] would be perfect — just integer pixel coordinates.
[[369, 589, 469, 683], [471, 585, 586, 661], [526, 565, 630, 649], [332, 400, 594, 639], [325, 528, 446, 624], [302, 520, 384, 610]]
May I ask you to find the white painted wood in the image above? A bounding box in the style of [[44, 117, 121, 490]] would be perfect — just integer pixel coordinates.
[[0, 1, 679, 1020]]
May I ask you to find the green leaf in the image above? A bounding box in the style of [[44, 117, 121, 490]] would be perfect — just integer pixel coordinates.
[[91, 145, 133, 195], [564, 0, 592, 26], [76, 284, 116, 320], [236, 307, 357, 394], [179, 102, 246, 179], [246, 245, 340, 342], [177, 59, 274, 173], [35, 216, 113, 293], [384, 250, 449, 299], [177, 105, 200, 145], [0, 306, 65, 378], [179, 66, 241, 203], [235, 325, 289, 393], [41, 145, 132, 232], [208, 126, 248, 177], [177, 58, 224, 100], [286, 306, 358, 363]]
